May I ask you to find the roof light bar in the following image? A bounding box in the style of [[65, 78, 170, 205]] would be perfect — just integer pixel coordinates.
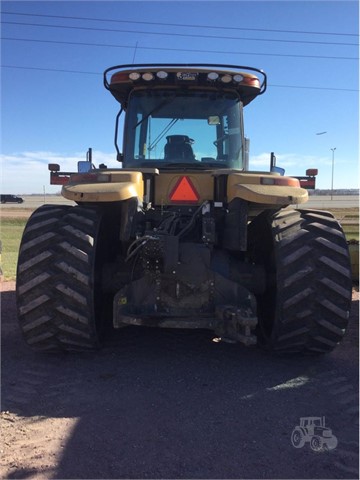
[[110, 68, 264, 90], [105, 64, 268, 100]]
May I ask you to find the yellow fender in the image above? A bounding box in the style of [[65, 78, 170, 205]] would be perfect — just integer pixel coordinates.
[[62, 171, 144, 203], [227, 173, 308, 205]]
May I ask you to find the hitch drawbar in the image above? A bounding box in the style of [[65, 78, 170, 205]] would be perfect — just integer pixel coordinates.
[[113, 294, 258, 346], [215, 306, 258, 345]]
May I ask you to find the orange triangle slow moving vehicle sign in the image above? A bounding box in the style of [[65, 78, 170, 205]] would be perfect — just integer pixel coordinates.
[[169, 176, 200, 203]]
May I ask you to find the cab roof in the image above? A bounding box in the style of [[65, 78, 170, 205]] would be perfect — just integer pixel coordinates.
[[104, 63, 267, 109]]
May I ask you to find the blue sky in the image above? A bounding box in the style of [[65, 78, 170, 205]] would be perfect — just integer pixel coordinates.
[[1, 0, 359, 194]]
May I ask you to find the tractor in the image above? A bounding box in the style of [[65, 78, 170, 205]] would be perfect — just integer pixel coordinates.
[[291, 417, 338, 451], [16, 63, 352, 353]]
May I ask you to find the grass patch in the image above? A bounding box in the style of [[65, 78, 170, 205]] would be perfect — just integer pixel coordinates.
[[1, 218, 27, 280], [325, 207, 359, 241], [341, 223, 359, 241], [0, 206, 358, 281]]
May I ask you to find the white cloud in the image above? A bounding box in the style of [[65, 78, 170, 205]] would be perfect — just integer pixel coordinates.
[[248, 152, 360, 189], [249, 153, 271, 168], [1, 150, 356, 195], [0, 150, 118, 194], [249, 152, 330, 170]]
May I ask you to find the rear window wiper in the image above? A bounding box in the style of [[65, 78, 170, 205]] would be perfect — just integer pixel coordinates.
[[134, 95, 177, 128]]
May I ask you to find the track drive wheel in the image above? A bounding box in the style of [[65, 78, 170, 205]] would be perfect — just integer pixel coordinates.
[[16, 204, 104, 351], [248, 208, 352, 354]]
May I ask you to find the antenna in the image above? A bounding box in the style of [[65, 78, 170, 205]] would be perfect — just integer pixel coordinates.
[[132, 41, 139, 64]]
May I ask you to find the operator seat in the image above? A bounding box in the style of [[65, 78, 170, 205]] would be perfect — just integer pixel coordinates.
[[164, 135, 195, 161]]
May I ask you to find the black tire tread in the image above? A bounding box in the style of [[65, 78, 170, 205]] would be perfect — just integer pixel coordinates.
[[16, 204, 102, 351], [249, 208, 352, 354]]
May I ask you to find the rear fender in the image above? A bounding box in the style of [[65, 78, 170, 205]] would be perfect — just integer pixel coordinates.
[[227, 173, 308, 205], [62, 171, 144, 203]]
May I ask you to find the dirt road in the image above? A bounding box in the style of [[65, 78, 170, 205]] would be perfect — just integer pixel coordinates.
[[1, 282, 359, 479]]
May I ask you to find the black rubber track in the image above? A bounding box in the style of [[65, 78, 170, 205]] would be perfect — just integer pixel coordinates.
[[248, 208, 353, 354], [16, 205, 103, 351]]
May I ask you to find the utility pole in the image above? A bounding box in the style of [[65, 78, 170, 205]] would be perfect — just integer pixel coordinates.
[[330, 147, 336, 200]]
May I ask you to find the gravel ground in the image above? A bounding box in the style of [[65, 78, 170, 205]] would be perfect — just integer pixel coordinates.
[[1, 282, 359, 480]]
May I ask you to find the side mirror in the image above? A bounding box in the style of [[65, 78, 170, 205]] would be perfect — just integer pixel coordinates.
[[208, 116, 220, 125], [77, 161, 93, 173], [48, 163, 60, 172], [271, 166, 285, 176]]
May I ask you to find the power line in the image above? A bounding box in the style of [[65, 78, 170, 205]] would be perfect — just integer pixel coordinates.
[[2, 20, 358, 46], [2, 36, 357, 61], [2, 65, 100, 75], [270, 83, 358, 92], [2, 65, 358, 92], [2, 10, 359, 37]]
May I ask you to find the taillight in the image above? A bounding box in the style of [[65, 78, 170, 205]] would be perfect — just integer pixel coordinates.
[[243, 77, 260, 88], [261, 176, 300, 187], [111, 72, 130, 83], [69, 173, 111, 184]]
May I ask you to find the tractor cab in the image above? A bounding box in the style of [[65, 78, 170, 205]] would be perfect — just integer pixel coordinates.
[[104, 64, 266, 170], [48, 64, 316, 190]]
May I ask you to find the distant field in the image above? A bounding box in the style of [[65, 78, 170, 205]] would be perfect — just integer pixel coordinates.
[[306, 195, 359, 209], [326, 208, 359, 242], [1, 218, 26, 280], [0, 196, 358, 281], [1, 195, 75, 214]]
